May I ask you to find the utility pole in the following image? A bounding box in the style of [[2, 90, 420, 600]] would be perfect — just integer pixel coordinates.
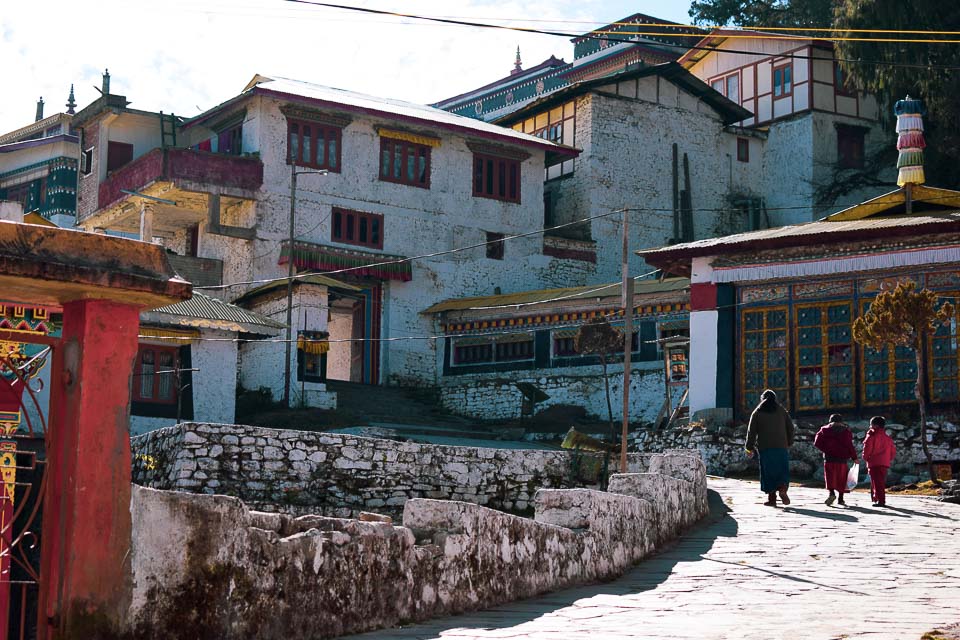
[[283, 162, 327, 408], [620, 208, 633, 472]]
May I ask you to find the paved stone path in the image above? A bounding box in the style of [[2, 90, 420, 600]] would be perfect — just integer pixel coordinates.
[[352, 478, 960, 640]]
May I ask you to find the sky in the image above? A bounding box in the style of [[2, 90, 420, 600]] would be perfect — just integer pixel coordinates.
[[0, 0, 693, 134]]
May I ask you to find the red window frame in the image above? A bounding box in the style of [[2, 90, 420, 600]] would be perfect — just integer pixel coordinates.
[[379, 138, 431, 188], [773, 63, 793, 98], [287, 119, 342, 172], [472, 154, 521, 203], [331, 208, 384, 249], [737, 137, 750, 163], [133, 345, 178, 404]]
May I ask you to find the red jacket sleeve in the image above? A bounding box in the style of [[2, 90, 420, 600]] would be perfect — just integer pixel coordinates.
[[844, 430, 857, 460]]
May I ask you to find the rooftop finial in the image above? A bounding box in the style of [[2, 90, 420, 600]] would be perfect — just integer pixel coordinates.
[[894, 94, 926, 189], [66, 84, 77, 115], [102, 69, 111, 95], [35, 97, 44, 122], [511, 46, 523, 76]]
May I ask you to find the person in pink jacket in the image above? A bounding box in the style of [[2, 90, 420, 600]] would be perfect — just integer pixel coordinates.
[[862, 415, 897, 507]]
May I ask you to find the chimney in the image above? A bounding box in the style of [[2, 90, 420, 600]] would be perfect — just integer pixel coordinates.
[[102, 69, 111, 95], [66, 84, 77, 115], [35, 97, 44, 122]]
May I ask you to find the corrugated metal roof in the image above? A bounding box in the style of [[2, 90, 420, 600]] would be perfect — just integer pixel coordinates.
[[423, 277, 689, 314], [150, 292, 285, 332], [640, 212, 960, 266]]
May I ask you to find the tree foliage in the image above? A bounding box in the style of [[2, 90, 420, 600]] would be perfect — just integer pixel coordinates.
[[575, 317, 624, 443], [852, 281, 953, 481], [688, 0, 834, 28], [834, 1, 960, 190]]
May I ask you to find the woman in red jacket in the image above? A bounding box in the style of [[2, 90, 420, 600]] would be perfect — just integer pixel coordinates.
[[862, 415, 897, 507], [813, 414, 858, 506]]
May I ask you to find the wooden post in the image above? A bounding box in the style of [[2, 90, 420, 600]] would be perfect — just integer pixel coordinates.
[[905, 183, 913, 215], [620, 209, 633, 472], [671, 144, 679, 242]]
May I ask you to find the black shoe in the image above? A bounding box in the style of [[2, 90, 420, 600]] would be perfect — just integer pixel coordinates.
[[872, 502, 881, 507]]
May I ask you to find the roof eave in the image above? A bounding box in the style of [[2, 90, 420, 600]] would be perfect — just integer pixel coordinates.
[[254, 87, 565, 156]]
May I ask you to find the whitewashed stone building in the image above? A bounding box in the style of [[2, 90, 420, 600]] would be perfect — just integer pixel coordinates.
[[679, 29, 889, 225], [71, 74, 578, 413]]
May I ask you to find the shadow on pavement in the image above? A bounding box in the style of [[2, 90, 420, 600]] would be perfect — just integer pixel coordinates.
[[781, 506, 859, 522], [344, 489, 737, 639], [845, 505, 909, 518], [883, 504, 955, 520], [699, 555, 869, 596]]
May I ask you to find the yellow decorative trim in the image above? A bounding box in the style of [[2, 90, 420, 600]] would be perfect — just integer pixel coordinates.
[[138, 327, 200, 341], [377, 128, 441, 148]]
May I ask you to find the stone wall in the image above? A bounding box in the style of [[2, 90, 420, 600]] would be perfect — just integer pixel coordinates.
[[132, 423, 654, 518], [126, 450, 708, 639], [630, 415, 960, 483], [439, 361, 669, 422]]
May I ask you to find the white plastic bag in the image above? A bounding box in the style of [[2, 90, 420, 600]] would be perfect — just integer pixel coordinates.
[[846, 462, 860, 491]]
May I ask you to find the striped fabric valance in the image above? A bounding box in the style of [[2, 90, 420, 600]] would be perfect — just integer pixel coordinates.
[[279, 241, 412, 282]]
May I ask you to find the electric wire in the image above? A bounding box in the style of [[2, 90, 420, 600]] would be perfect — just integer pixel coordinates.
[[281, 0, 960, 72]]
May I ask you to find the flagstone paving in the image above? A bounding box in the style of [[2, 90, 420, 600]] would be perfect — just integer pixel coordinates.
[[351, 477, 960, 640]]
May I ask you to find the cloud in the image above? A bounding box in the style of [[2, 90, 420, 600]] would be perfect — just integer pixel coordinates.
[[0, 0, 691, 133]]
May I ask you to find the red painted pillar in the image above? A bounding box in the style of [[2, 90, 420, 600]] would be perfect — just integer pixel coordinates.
[[39, 299, 140, 639]]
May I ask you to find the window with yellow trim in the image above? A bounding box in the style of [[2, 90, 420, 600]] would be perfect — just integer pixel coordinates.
[[741, 307, 788, 412], [929, 294, 959, 403], [794, 303, 854, 410], [860, 300, 917, 406]]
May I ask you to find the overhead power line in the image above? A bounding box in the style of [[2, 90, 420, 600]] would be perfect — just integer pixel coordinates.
[[282, 0, 960, 71]]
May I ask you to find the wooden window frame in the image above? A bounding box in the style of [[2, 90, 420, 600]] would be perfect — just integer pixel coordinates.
[[736, 137, 749, 163], [379, 137, 431, 188], [485, 232, 505, 260], [81, 148, 94, 176], [287, 118, 342, 172], [133, 345, 179, 405], [859, 299, 918, 407], [453, 340, 494, 365], [739, 306, 790, 413], [708, 72, 740, 104], [773, 63, 793, 99], [928, 293, 960, 403], [331, 208, 384, 250], [472, 153, 521, 204], [793, 302, 855, 412]]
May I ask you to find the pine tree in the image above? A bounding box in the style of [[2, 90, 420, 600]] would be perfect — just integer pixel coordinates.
[[851, 282, 953, 482]]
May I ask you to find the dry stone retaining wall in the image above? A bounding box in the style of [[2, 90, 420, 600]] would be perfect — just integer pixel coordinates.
[[126, 451, 708, 640], [131, 423, 654, 518]]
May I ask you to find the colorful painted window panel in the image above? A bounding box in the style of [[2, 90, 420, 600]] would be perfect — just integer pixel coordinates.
[[740, 307, 789, 412], [929, 295, 959, 402], [861, 298, 919, 406], [794, 302, 853, 411]]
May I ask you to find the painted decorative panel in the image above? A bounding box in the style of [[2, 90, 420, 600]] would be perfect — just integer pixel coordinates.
[[859, 275, 920, 294], [925, 271, 960, 291], [740, 285, 789, 304], [793, 280, 853, 299], [859, 300, 918, 406]]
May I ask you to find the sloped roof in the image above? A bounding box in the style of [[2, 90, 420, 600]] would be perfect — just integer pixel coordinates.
[[187, 74, 578, 161], [677, 28, 833, 68], [233, 274, 361, 305], [495, 62, 751, 127], [423, 276, 689, 314], [824, 185, 960, 221], [143, 292, 284, 335]]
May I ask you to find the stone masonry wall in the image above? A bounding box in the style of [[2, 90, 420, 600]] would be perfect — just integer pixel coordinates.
[[126, 451, 708, 639], [629, 415, 960, 483], [131, 423, 654, 519]]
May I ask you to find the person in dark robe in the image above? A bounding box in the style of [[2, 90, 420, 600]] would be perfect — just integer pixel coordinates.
[[813, 414, 858, 506], [745, 389, 795, 507]]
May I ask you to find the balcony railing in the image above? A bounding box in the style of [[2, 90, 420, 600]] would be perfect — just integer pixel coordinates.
[[96, 147, 263, 212]]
